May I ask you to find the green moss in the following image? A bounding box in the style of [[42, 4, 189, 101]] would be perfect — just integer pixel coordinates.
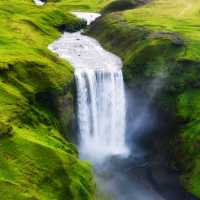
[[0, 126, 95, 200], [0, 122, 13, 137], [44, 0, 114, 12], [0, 0, 107, 199], [173, 90, 200, 196], [177, 90, 200, 121]]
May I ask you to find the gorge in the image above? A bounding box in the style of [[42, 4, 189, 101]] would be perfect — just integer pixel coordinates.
[[49, 12, 197, 200], [0, 0, 200, 199]]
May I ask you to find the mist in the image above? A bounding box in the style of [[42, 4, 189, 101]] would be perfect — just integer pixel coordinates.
[[92, 73, 170, 200]]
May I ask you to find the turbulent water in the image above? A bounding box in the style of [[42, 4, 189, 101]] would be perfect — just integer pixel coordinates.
[[49, 12, 129, 163]]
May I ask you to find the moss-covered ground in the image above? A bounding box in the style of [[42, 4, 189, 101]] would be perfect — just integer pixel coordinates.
[[0, 0, 114, 199], [88, 0, 200, 198]]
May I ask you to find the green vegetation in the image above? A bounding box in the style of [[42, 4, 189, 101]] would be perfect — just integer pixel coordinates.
[[88, 0, 200, 197], [0, 0, 117, 199], [2, 0, 200, 198], [41, 0, 113, 11]]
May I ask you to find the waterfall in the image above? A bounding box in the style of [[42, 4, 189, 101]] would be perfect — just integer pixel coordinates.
[[49, 12, 129, 164], [75, 68, 129, 163]]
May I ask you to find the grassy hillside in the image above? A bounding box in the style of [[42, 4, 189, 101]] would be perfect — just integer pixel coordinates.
[[46, 0, 113, 11], [88, 0, 200, 198], [0, 0, 116, 199]]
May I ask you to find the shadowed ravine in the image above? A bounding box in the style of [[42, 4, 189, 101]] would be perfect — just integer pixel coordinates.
[[49, 12, 197, 200]]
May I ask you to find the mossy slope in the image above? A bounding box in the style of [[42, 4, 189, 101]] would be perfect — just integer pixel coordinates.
[[88, 0, 200, 197], [0, 0, 116, 199]]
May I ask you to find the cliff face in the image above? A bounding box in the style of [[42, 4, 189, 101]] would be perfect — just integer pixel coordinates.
[[88, 0, 200, 198]]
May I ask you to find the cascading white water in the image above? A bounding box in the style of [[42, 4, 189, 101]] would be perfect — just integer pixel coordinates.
[[75, 68, 129, 162], [49, 12, 129, 163]]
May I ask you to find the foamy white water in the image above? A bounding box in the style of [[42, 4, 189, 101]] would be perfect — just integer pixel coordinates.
[[49, 12, 129, 163], [71, 12, 101, 25], [75, 68, 129, 162], [33, 0, 45, 6]]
